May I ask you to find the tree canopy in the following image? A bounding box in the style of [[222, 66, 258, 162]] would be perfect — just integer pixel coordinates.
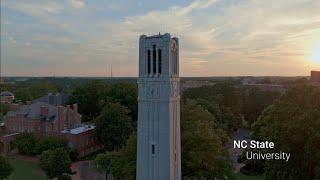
[[241, 87, 280, 125], [68, 81, 138, 123], [35, 137, 69, 155], [0, 155, 13, 179], [95, 100, 235, 179], [252, 85, 320, 179], [96, 133, 137, 180], [181, 100, 235, 179], [183, 83, 243, 130], [0, 104, 9, 119], [95, 102, 133, 151], [0, 81, 61, 103], [68, 80, 108, 121], [12, 133, 37, 155], [40, 148, 72, 179], [104, 83, 138, 123]]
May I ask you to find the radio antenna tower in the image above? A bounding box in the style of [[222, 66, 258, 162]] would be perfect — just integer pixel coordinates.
[[110, 64, 113, 79]]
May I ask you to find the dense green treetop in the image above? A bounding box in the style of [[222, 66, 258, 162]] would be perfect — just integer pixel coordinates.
[[104, 83, 138, 122], [12, 133, 37, 155], [35, 137, 69, 155], [0, 155, 13, 179], [0, 104, 9, 119], [252, 85, 320, 179], [95, 102, 133, 151], [241, 87, 280, 125], [40, 148, 72, 179], [96, 133, 137, 180], [95, 100, 235, 179], [68, 81, 138, 123], [0, 82, 61, 103], [68, 80, 108, 121], [181, 100, 235, 179]]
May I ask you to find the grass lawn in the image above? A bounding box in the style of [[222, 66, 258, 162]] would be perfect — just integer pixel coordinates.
[[236, 172, 265, 180], [7, 158, 47, 180]]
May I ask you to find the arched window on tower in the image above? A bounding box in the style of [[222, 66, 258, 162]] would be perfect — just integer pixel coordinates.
[[147, 50, 151, 74], [158, 49, 162, 74], [153, 45, 156, 74]]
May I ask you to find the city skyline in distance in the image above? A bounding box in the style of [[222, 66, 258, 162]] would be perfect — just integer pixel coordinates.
[[1, 0, 320, 77]]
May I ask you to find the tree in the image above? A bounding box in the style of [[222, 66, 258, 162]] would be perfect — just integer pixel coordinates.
[[95, 133, 137, 180], [241, 87, 280, 125], [40, 148, 72, 179], [252, 85, 320, 179], [183, 83, 243, 130], [68, 80, 108, 121], [12, 133, 37, 155], [0, 104, 9, 119], [35, 137, 69, 155], [0, 155, 13, 179], [95, 100, 235, 180], [181, 100, 235, 179], [13, 82, 60, 103], [95, 102, 133, 151], [104, 83, 138, 123]]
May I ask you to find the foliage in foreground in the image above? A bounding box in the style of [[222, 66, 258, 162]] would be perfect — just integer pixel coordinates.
[[0, 155, 13, 179], [252, 85, 320, 179], [181, 100, 235, 179], [96, 133, 136, 180], [40, 148, 72, 179], [95, 100, 235, 179], [11, 133, 37, 155], [35, 136, 69, 154], [68, 81, 138, 122], [95, 102, 133, 151]]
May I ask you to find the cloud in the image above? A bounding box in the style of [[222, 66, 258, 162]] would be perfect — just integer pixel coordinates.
[[69, 0, 85, 9], [8, 1, 64, 17], [2, 0, 320, 76], [175, 0, 219, 15]]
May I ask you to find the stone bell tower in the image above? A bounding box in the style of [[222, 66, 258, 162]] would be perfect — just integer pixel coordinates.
[[136, 33, 181, 180]]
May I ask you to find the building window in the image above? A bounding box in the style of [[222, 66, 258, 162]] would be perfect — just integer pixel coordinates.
[[147, 50, 151, 74], [158, 49, 162, 74], [153, 45, 156, 74], [151, 144, 155, 155]]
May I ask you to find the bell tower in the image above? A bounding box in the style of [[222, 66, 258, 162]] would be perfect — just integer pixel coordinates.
[[136, 33, 181, 180]]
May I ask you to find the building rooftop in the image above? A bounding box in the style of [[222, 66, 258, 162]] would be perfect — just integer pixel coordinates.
[[0, 91, 14, 97], [32, 92, 69, 106], [141, 33, 172, 39], [61, 125, 95, 135], [5, 102, 57, 121], [2, 132, 20, 138]]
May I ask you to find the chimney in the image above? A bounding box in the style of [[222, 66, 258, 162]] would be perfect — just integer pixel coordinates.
[[72, 104, 78, 113], [40, 106, 49, 116]]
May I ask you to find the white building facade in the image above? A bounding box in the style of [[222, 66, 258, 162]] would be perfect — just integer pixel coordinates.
[[136, 33, 181, 180]]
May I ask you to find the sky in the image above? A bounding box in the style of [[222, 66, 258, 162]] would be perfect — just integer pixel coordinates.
[[1, 0, 320, 77]]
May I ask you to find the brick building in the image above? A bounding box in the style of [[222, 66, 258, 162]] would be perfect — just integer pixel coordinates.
[[311, 71, 320, 83], [62, 125, 103, 157], [3, 102, 80, 134], [2, 101, 102, 156]]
